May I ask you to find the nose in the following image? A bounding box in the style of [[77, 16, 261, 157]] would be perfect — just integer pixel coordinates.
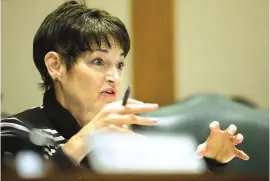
[[105, 67, 120, 84]]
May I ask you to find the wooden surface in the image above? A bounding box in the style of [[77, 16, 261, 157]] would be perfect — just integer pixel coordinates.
[[2, 171, 268, 181], [131, 0, 175, 106]]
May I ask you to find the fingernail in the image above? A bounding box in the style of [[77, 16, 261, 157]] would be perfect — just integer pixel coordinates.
[[150, 120, 157, 124], [195, 154, 203, 159], [238, 137, 243, 142], [195, 151, 203, 159], [150, 118, 158, 124], [149, 104, 158, 107]]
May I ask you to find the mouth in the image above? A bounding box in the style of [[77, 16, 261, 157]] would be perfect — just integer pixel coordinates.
[[100, 88, 117, 96]]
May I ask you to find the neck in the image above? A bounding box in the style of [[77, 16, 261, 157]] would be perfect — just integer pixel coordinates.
[[54, 87, 96, 127]]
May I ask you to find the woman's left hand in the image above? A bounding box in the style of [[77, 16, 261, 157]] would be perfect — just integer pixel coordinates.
[[196, 121, 249, 163]]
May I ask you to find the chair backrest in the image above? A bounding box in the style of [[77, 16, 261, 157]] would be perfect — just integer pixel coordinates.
[[133, 94, 269, 174]]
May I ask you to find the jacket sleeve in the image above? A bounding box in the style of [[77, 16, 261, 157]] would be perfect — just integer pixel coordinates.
[[204, 157, 228, 173], [1, 118, 81, 171]]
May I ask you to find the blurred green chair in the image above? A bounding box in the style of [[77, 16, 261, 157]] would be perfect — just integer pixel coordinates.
[[133, 94, 269, 175]]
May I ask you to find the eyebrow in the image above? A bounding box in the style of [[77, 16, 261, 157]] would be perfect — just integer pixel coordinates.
[[91, 49, 124, 56]]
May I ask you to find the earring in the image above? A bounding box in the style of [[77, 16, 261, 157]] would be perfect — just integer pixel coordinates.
[[54, 78, 59, 82]]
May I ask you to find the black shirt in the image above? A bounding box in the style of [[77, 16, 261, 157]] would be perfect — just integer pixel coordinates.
[[1, 89, 83, 170], [1, 89, 226, 172]]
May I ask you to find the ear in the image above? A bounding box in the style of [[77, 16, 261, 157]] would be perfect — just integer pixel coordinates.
[[44, 52, 65, 81]]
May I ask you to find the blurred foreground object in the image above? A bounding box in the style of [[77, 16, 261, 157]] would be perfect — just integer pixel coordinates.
[[15, 151, 44, 179], [133, 94, 269, 175], [87, 133, 206, 174]]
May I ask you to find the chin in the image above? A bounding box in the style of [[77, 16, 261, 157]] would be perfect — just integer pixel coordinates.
[[102, 97, 117, 104], [102, 100, 115, 105], [90, 98, 116, 113], [99, 100, 113, 108]]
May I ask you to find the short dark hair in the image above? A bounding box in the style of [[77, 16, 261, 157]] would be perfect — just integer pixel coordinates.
[[33, 0, 130, 91]]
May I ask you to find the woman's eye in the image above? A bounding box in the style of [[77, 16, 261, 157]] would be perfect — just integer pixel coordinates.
[[117, 62, 125, 70], [91, 58, 104, 66]]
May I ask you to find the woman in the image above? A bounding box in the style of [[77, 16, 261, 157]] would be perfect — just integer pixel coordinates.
[[1, 0, 248, 172]]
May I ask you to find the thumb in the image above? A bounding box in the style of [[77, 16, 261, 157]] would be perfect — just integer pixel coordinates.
[[196, 143, 207, 158]]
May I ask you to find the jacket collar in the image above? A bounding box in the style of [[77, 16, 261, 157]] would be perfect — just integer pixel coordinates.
[[43, 89, 81, 140]]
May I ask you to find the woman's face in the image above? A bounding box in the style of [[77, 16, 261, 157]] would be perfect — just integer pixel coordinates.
[[60, 42, 125, 116]]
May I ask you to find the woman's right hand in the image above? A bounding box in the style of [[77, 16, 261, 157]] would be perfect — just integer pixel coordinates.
[[62, 99, 159, 164]]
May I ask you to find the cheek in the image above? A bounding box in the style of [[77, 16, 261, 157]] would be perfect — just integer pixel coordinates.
[[65, 65, 103, 94], [117, 71, 124, 86], [117, 76, 123, 87], [75, 67, 103, 90]]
